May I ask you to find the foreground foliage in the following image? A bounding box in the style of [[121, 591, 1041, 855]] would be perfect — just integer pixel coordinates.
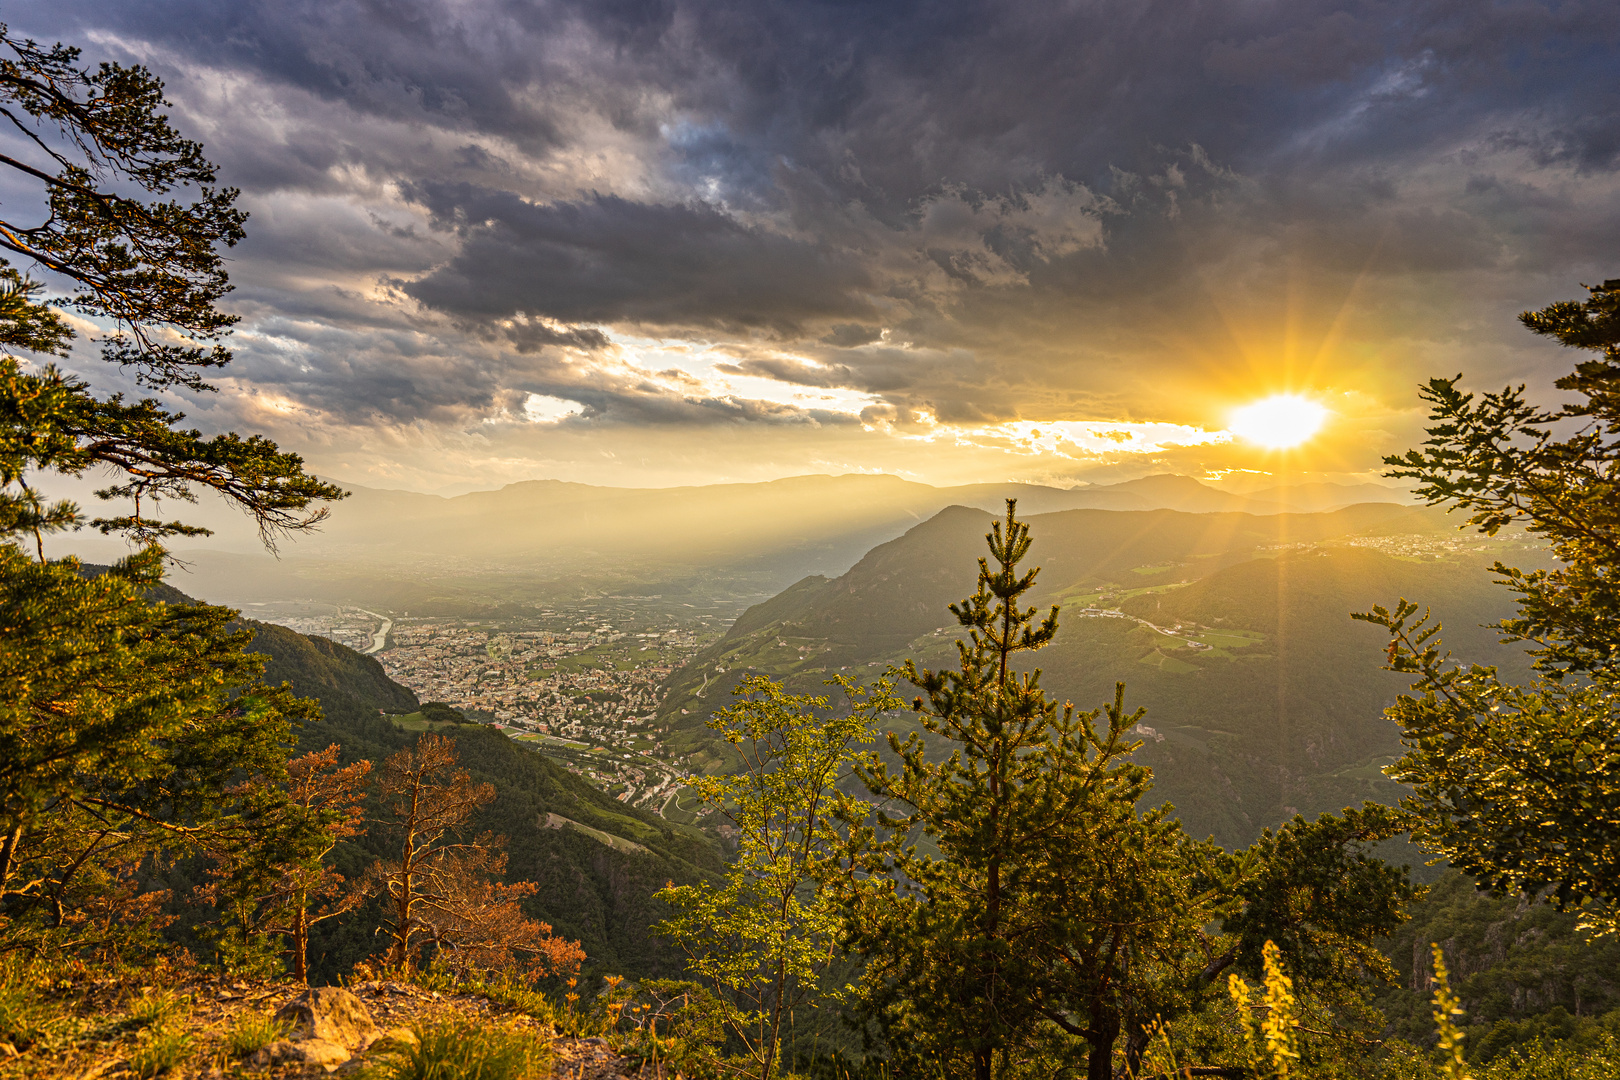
[[659, 675, 892, 1079], [371, 1019, 551, 1080], [1358, 277, 1620, 933]]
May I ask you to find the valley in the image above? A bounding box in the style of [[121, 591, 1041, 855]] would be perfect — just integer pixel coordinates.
[[648, 501, 1550, 848], [243, 483, 1549, 852], [252, 597, 725, 815]]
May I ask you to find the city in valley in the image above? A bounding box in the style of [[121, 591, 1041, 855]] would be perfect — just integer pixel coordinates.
[[243, 528, 1530, 824], [248, 596, 746, 825]]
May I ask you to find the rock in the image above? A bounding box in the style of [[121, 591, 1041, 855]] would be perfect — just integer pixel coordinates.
[[332, 1027, 419, 1077], [250, 1038, 352, 1068], [365, 1026, 420, 1052], [274, 988, 378, 1048]]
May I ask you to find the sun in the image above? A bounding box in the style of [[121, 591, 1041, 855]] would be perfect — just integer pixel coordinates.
[[1229, 394, 1329, 449]]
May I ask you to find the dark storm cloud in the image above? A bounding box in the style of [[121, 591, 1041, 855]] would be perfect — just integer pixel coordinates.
[[53, 0, 1620, 196], [497, 318, 612, 354], [398, 184, 878, 332], [20, 0, 1620, 437]]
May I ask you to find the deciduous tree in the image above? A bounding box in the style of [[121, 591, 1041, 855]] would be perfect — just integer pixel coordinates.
[[658, 674, 892, 1080]]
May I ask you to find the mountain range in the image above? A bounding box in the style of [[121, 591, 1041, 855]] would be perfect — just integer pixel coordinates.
[[148, 472, 1412, 612], [654, 501, 1547, 850]]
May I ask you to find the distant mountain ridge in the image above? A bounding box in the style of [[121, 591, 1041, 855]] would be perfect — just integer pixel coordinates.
[[161, 471, 1414, 611], [655, 501, 1542, 850]]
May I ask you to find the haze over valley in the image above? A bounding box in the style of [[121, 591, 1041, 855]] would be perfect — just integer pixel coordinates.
[[150, 471, 1541, 855]]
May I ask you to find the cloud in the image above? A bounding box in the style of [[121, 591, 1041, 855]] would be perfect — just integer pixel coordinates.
[[16, 0, 1620, 490], [399, 185, 880, 332]]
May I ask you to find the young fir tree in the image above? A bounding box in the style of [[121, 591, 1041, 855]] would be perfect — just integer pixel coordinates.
[[1358, 277, 1620, 931], [842, 502, 1418, 1080]]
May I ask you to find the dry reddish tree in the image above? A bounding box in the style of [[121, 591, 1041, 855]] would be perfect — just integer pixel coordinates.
[[270, 745, 372, 982], [194, 744, 372, 980], [413, 850, 585, 980], [371, 734, 582, 978]]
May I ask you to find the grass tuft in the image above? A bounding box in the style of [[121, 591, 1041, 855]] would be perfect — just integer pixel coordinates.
[[370, 1019, 550, 1080], [0, 958, 45, 1049], [128, 1028, 193, 1078], [225, 1011, 286, 1057], [125, 989, 185, 1030]]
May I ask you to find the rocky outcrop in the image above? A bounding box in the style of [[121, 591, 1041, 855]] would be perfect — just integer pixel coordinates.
[[273, 988, 379, 1048], [249, 987, 382, 1071]]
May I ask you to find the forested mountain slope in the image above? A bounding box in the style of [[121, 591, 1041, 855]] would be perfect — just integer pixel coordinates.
[[248, 621, 419, 723], [123, 569, 723, 980], [657, 504, 1545, 848]]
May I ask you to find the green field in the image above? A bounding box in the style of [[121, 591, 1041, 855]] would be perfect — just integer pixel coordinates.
[[389, 712, 463, 732], [532, 644, 651, 675], [1139, 648, 1199, 673], [660, 787, 706, 826]]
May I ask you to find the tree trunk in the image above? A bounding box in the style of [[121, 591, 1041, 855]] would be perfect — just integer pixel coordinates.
[[973, 1046, 993, 1080], [1088, 1012, 1119, 1080], [1118, 1026, 1151, 1080], [291, 901, 309, 983], [0, 823, 21, 893], [390, 871, 413, 969]]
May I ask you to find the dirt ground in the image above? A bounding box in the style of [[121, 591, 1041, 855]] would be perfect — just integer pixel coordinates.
[[2, 976, 647, 1079]]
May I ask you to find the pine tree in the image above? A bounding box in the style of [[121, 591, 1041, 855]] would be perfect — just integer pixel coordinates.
[[0, 24, 343, 961], [840, 501, 1181, 1079], [0, 545, 326, 959], [196, 746, 374, 982], [1359, 276, 1620, 931], [843, 502, 1418, 1080]]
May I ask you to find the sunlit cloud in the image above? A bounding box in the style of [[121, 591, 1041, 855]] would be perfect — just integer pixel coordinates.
[[897, 417, 1234, 460], [606, 332, 884, 418], [521, 393, 584, 423]]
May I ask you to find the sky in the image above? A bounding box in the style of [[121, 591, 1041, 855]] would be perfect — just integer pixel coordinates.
[[14, 0, 1620, 493]]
